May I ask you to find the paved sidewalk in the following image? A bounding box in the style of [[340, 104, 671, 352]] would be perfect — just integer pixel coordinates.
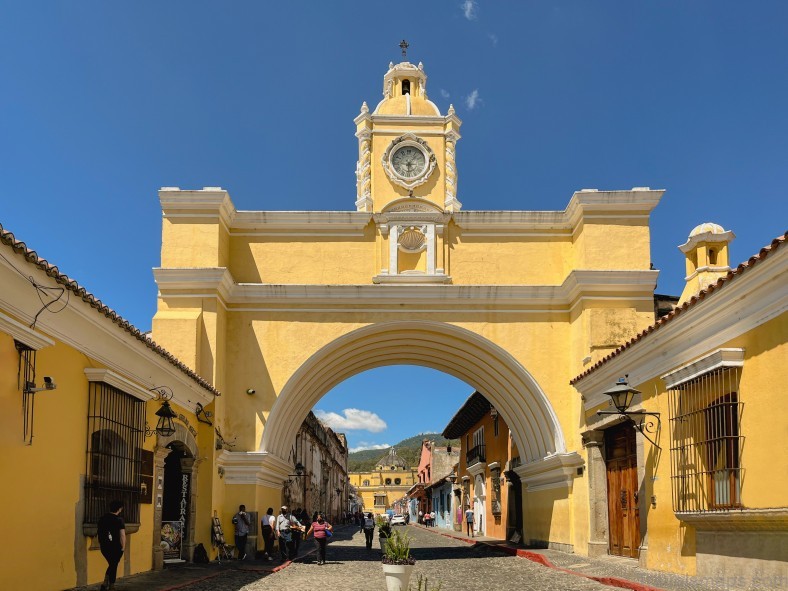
[[410, 523, 784, 591]]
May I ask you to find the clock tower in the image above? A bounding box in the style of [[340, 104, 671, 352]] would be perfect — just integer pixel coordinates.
[[355, 58, 462, 282], [354, 59, 462, 213]]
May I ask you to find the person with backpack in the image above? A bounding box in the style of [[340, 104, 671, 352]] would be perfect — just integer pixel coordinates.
[[97, 500, 125, 591], [232, 504, 251, 560], [362, 512, 375, 550]]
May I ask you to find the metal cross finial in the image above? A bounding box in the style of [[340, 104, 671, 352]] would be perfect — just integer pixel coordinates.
[[399, 39, 409, 59]]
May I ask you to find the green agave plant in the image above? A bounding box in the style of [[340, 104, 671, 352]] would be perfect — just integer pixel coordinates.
[[382, 528, 415, 565]]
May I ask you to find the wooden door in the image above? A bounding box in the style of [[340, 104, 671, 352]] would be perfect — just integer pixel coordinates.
[[605, 423, 640, 558]]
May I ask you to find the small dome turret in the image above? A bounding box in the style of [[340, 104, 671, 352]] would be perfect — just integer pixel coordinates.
[[678, 222, 736, 305], [689, 222, 726, 238], [374, 61, 441, 117]]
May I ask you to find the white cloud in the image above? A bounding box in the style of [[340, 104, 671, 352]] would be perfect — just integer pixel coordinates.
[[465, 89, 481, 110], [488, 33, 498, 46], [440, 89, 450, 99], [461, 0, 478, 20], [314, 408, 388, 433], [349, 442, 391, 453]]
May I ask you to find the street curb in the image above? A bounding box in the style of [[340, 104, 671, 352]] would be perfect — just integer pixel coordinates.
[[412, 524, 667, 591], [158, 571, 224, 591]]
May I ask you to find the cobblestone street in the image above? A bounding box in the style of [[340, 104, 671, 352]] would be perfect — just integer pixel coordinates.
[[173, 526, 607, 591]]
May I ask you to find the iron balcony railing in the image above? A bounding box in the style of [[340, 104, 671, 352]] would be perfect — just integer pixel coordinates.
[[466, 444, 486, 467]]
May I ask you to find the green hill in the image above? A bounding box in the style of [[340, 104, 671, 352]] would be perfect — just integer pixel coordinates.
[[348, 433, 459, 472]]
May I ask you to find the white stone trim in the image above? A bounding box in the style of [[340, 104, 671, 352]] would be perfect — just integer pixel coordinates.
[[515, 452, 584, 492], [0, 311, 55, 350], [467, 461, 486, 477], [684, 265, 732, 281], [577, 245, 787, 409], [159, 188, 236, 230], [487, 461, 501, 471], [661, 348, 745, 389], [156, 269, 655, 311], [230, 211, 372, 236], [84, 368, 157, 401], [679, 230, 736, 253], [216, 450, 292, 489]]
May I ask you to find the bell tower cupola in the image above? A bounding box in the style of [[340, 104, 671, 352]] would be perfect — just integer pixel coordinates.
[[678, 222, 735, 305], [354, 48, 462, 215]]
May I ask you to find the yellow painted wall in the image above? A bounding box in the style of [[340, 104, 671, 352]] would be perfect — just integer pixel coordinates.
[[590, 312, 788, 576]]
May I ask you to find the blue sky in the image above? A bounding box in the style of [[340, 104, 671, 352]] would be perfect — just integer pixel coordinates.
[[2, 2, 786, 451]]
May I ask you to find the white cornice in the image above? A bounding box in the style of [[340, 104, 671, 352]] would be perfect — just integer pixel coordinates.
[[453, 189, 662, 236], [153, 267, 234, 302], [84, 368, 156, 401], [217, 451, 291, 488], [514, 452, 584, 492], [230, 211, 372, 236], [679, 230, 736, 253], [155, 269, 657, 313], [159, 188, 237, 229], [0, 311, 55, 350], [661, 348, 745, 389], [576, 246, 787, 408], [467, 461, 486, 478]]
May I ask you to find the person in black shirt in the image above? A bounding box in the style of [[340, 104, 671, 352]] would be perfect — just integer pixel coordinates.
[[97, 500, 126, 591]]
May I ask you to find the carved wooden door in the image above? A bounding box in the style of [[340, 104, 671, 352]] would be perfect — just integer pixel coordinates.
[[605, 423, 640, 558]]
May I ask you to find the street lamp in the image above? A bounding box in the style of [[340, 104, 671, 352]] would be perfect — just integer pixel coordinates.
[[597, 377, 662, 449], [447, 472, 458, 485], [145, 386, 178, 438]]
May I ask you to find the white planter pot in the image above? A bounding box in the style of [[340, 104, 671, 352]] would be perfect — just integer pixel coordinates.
[[382, 563, 414, 591]]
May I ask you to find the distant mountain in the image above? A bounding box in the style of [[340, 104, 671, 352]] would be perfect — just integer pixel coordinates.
[[348, 433, 459, 472]]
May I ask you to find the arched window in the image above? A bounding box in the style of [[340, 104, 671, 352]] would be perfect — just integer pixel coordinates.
[[363, 479, 370, 486], [709, 248, 718, 265], [385, 478, 392, 485], [402, 79, 411, 95], [394, 478, 401, 485]]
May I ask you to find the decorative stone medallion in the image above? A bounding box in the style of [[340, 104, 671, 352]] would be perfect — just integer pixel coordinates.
[[382, 133, 437, 191]]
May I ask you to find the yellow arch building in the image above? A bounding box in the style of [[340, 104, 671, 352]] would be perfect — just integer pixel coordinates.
[[152, 58, 662, 555]]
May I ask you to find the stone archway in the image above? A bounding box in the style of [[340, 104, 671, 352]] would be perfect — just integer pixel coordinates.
[[152, 423, 202, 568], [261, 320, 566, 464]]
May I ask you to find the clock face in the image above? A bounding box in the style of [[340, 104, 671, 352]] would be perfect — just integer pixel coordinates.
[[391, 146, 427, 179]]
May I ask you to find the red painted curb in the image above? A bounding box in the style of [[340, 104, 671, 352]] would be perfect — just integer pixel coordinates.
[[414, 524, 668, 591]]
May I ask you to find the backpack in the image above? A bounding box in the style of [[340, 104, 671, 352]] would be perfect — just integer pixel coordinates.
[[193, 543, 209, 563]]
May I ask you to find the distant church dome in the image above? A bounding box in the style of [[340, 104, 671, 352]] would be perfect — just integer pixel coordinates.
[[376, 447, 408, 469], [689, 222, 727, 238]]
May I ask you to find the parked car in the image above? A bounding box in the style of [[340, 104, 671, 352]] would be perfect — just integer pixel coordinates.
[[390, 514, 406, 526]]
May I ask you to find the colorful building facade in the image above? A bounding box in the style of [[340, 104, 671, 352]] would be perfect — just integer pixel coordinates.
[[571, 227, 787, 583], [347, 448, 417, 514], [443, 392, 518, 540]]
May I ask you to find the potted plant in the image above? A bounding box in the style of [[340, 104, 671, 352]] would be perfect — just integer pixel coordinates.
[[378, 516, 392, 552], [381, 528, 415, 591]]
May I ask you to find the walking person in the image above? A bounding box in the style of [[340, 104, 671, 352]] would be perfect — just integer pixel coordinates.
[[276, 505, 302, 561], [232, 504, 251, 560], [292, 507, 304, 557], [260, 507, 275, 561], [430, 510, 436, 528], [362, 512, 375, 550], [465, 504, 475, 537], [97, 500, 125, 591], [305, 512, 333, 565]]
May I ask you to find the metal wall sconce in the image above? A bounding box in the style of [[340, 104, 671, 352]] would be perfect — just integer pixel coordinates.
[[597, 377, 662, 449], [490, 407, 498, 420], [145, 386, 177, 438], [195, 402, 213, 426], [217, 466, 225, 478]]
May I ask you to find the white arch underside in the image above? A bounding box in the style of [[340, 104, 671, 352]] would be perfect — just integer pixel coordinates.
[[260, 321, 566, 465]]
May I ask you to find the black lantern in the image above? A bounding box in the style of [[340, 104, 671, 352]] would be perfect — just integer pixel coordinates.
[[447, 472, 458, 485], [597, 377, 661, 449], [605, 377, 640, 413], [145, 386, 178, 439], [155, 400, 177, 437]]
